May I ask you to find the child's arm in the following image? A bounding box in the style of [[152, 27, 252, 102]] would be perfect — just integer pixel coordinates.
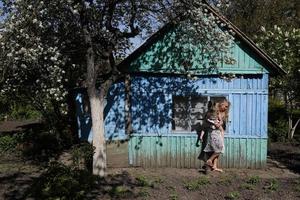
[[196, 130, 204, 147], [219, 124, 225, 137], [195, 132, 200, 147]]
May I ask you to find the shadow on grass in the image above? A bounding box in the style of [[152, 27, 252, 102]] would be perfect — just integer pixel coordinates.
[[1, 171, 40, 200], [2, 162, 147, 200]]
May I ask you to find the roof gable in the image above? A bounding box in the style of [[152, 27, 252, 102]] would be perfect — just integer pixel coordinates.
[[118, 4, 286, 76]]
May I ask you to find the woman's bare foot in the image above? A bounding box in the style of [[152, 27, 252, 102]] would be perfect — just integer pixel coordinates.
[[212, 168, 223, 172], [206, 160, 213, 167]]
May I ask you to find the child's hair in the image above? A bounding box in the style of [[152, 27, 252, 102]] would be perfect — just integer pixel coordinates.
[[206, 100, 219, 120]]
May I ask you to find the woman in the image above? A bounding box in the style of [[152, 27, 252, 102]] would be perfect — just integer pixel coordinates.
[[198, 98, 230, 173]]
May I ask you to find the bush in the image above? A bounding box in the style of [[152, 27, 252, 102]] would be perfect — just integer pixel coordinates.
[[0, 135, 18, 153], [71, 142, 94, 171], [0, 95, 41, 121], [268, 98, 288, 142], [268, 120, 288, 142], [28, 162, 98, 200]]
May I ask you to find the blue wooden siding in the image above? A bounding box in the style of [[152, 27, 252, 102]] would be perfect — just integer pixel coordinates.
[[128, 135, 267, 169], [75, 82, 126, 142], [130, 74, 268, 138], [128, 27, 267, 75]]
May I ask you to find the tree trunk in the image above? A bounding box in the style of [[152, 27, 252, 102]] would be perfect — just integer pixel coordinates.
[[290, 118, 300, 139], [88, 87, 106, 176], [84, 29, 107, 177], [288, 115, 292, 139]]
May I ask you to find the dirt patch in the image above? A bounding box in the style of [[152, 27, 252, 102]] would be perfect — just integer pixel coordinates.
[[268, 141, 300, 174], [100, 164, 299, 200], [0, 159, 43, 200], [1, 141, 300, 200]]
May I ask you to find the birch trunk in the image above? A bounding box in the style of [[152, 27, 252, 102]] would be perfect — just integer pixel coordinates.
[[84, 29, 107, 177], [88, 87, 106, 176]]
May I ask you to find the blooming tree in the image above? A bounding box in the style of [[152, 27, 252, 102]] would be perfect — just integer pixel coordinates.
[[0, 0, 235, 176], [255, 26, 300, 139]]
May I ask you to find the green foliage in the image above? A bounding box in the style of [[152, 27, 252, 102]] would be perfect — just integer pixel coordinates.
[[256, 26, 300, 108], [221, 0, 298, 39], [109, 186, 133, 198], [0, 95, 41, 121], [28, 162, 98, 200], [0, 135, 18, 153], [246, 175, 261, 185], [240, 183, 254, 190], [218, 175, 233, 186], [138, 188, 150, 199], [183, 176, 210, 191], [169, 193, 178, 200], [135, 175, 155, 188], [239, 175, 260, 190], [264, 178, 279, 192], [294, 178, 300, 192], [71, 142, 94, 171], [225, 191, 240, 200], [268, 98, 288, 142], [18, 126, 74, 161]]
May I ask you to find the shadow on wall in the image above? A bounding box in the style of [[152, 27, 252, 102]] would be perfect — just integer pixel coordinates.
[[74, 81, 126, 143]]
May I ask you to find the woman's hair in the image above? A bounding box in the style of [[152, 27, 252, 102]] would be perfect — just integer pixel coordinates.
[[215, 98, 230, 122]]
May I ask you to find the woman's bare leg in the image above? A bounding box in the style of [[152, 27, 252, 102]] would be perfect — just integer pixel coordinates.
[[206, 153, 220, 167], [212, 156, 223, 172]]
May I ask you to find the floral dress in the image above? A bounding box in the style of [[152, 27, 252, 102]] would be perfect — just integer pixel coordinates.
[[203, 128, 224, 154], [203, 113, 225, 154]]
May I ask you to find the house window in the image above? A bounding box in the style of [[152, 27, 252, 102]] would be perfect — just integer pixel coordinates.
[[172, 95, 227, 132]]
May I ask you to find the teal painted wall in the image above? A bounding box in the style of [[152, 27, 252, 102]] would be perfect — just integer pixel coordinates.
[[128, 27, 268, 75], [128, 135, 267, 169], [131, 74, 269, 138]]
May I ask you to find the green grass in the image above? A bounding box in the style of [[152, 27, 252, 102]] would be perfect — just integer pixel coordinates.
[[169, 192, 178, 200], [0, 162, 40, 174], [246, 175, 261, 185], [240, 183, 255, 190], [264, 178, 279, 191], [225, 191, 240, 200], [109, 186, 132, 198], [138, 188, 150, 199], [293, 178, 300, 192], [135, 175, 154, 187], [218, 175, 233, 186], [183, 176, 210, 191]]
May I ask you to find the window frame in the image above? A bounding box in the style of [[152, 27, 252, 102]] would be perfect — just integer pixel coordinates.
[[171, 95, 228, 133]]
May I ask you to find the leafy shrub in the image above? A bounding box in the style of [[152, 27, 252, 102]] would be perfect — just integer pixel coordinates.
[[109, 186, 133, 198], [246, 175, 261, 185], [71, 142, 94, 171], [268, 98, 288, 142], [28, 162, 98, 200], [264, 178, 279, 191], [225, 191, 240, 200], [218, 175, 233, 186], [136, 175, 154, 187], [183, 176, 210, 191], [0, 95, 41, 121], [0, 135, 18, 153], [20, 129, 62, 161]]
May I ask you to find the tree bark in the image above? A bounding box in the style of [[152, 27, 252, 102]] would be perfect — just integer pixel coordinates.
[[88, 86, 106, 176], [291, 118, 300, 139], [84, 28, 107, 176]]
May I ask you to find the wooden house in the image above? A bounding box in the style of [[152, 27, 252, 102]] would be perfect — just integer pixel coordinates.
[[75, 4, 285, 169]]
